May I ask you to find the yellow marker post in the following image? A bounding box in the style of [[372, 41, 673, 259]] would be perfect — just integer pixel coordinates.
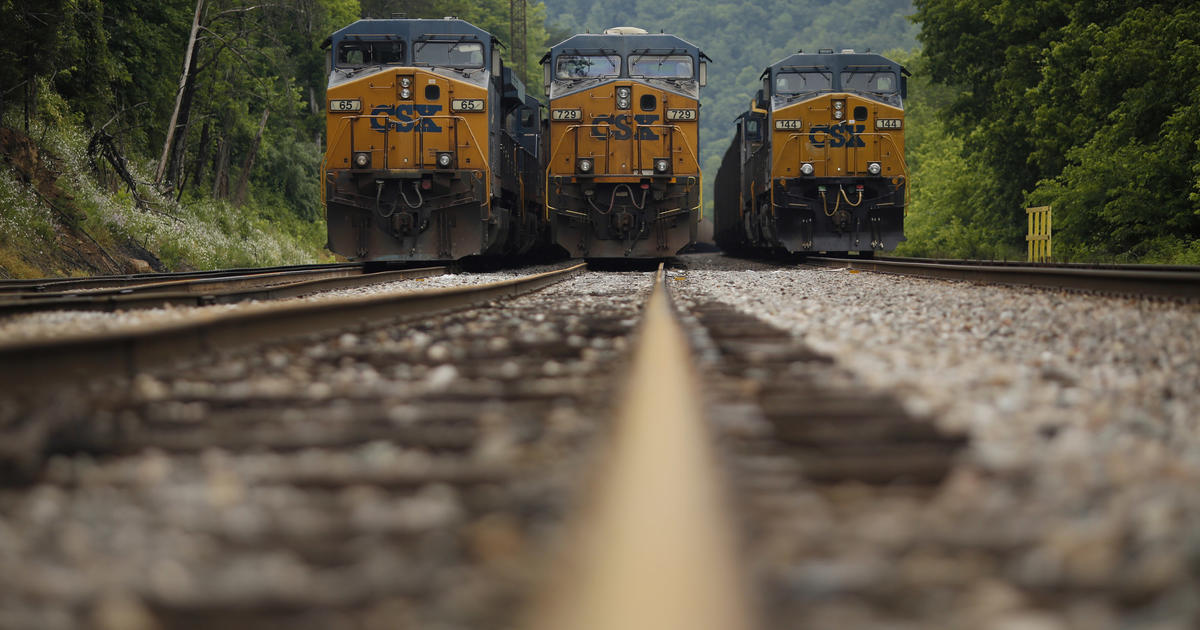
[[1027, 205, 1052, 262]]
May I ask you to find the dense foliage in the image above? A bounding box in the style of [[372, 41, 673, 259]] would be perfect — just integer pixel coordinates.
[[909, 0, 1200, 262]]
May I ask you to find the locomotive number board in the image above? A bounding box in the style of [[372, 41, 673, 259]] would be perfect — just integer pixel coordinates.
[[666, 109, 697, 121], [774, 119, 802, 130], [875, 118, 903, 130], [328, 99, 362, 113], [451, 99, 486, 112], [552, 109, 583, 121]]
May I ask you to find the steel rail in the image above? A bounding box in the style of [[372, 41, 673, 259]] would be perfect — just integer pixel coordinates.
[[0, 266, 447, 317], [807, 256, 1200, 299], [0, 263, 362, 294], [873, 255, 1200, 273], [0, 263, 586, 396], [528, 264, 754, 630]]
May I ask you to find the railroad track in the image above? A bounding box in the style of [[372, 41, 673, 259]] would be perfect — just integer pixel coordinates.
[[807, 255, 1200, 299], [0, 262, 362, 294], [0, 264, 585, 400], [0, 263, 448, 316], [2, 260, 1189, 628]]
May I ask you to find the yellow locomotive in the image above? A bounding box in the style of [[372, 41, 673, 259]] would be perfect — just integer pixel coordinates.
[[322, 18, 545, 261], [715, 49, 909, 254], [541, 27, 709, 258]]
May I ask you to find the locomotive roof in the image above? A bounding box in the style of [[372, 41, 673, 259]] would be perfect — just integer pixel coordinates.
[[325, 18, 497, 48], [764, 51, 907, 77], [545, 32, 707, 60]]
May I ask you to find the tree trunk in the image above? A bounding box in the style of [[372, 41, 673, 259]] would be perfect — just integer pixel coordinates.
[[188, 119, 212, 195], [232, 107, 270, 206], [212, 134, 230, 199], [156, 0, 205, 185], [166, 46, 202, 189]]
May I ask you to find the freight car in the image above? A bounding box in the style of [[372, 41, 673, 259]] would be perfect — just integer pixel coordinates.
[[541, 27, 709, 258], [322, 18, 546, 261], [714, 49, 908, 255]]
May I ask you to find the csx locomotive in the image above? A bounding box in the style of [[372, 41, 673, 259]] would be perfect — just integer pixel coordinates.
[[322, 18, 545, 261], [714, 50, 909, 255], [541, 27, 709, 258]]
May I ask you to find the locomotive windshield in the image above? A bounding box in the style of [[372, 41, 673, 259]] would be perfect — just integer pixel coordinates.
[[413, 40, 485, 68], [840, 70, 897, 94], [629, 54, 693, 79], [775, 71, 832, 94], [337, 39, 405, 67], [556, 55, 621, 79]]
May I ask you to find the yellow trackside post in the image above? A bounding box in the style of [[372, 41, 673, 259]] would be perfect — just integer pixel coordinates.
[[1026, 205, 1052, 262]]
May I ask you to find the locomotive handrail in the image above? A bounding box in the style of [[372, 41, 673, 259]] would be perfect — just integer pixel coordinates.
[[322, 113, 493, 216], [544, 123, 612, 220], [773, 130, 909, 210], [544, 122, 703, 220]]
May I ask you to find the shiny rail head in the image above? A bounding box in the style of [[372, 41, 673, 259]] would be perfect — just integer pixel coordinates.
[[526, 262, 756, 630]]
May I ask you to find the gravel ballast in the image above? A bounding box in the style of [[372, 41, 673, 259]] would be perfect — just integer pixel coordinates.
[[677, 258, 1200, 629], [0, 271, 651, 630]]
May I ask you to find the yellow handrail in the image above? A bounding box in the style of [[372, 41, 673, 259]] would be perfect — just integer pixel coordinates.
[[543, 123, 702, 219], [321, 113, 492, 214], [771, 130, 909, 211]]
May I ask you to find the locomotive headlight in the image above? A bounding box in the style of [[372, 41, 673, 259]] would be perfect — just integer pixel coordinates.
[[577, 158, 593, 173], [800, 162, 814, 176], [437, 152, 454, 168], [353, 152, 371, 168], [616, 86, 631, 109], [400, 77, 412, 88], [654, 158, 670, 173], [833, 109, 844, 119], [400, 88, 412, 99], [867, 162, 882, 175]]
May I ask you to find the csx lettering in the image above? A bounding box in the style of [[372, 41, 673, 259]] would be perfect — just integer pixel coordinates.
[[370, 104, 444, 133], [809, 122, 866, 148], [589, 114, 660, 140]]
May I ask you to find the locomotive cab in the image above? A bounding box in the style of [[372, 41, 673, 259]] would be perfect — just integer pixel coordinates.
[[767, 51, 909, 252], [321, 18, 542, 261], [542, 28, 709, 258]]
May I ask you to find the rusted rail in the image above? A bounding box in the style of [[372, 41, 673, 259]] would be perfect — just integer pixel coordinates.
[[0, 264, 585, 396], [0, 265, 446, 316], [0, 262, 362, 294], [808, 256, 1200, 299], [529, 264, 754, 630]]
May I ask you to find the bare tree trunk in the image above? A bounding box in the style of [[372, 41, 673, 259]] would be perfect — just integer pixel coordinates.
[[166, 47, 202, 189], [233, 107, 270, 206], [156, 0, 205, 185]]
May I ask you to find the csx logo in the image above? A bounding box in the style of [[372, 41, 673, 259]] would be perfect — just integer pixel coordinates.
[[589, 114, 660, 140], [369, 104, 443, 133], [809, 122, 866, 148]]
